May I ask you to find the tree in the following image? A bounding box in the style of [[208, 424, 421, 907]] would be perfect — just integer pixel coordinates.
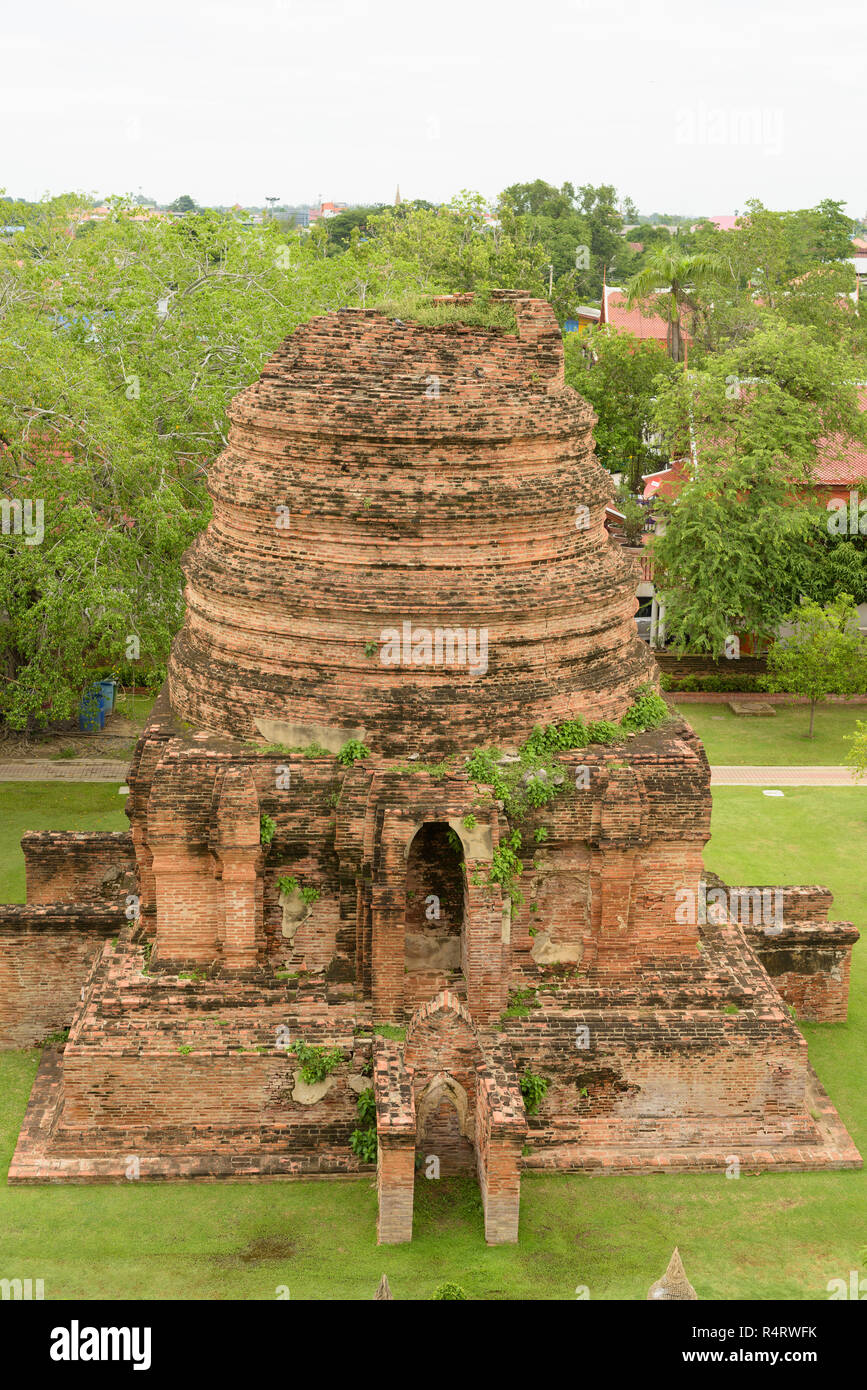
[[495, 179, 636, 308], [625, 245, 733, 362], [845, 720, 867, 779], [764, 594, 867, 737], [169, 194, 197, 214], [563, 326, 676, 489], [648, 321, 867, 653], [0, 197, 366, 727]]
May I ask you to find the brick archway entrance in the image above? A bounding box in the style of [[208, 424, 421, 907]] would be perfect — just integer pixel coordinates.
[[375, 992, 527, 1245]]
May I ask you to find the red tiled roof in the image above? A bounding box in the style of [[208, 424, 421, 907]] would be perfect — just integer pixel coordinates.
[[639, 391, 867, 497], [642, 459, 689, 500], [813, 387, 867, 484], [601, 287, 688, 344]]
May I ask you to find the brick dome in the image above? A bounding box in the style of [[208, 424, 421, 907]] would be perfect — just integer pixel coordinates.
[[168, 294, 656, 754]]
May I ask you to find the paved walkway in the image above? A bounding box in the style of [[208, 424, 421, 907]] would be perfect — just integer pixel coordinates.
[[0, 762, 860, 787], [711, 766, 861, 786], [0, 762, 129, 782]]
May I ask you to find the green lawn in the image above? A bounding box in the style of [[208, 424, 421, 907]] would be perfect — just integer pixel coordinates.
[[0, 784, 864, 1300], [114, 691, 154, 727], [675, 700, 865, 766]]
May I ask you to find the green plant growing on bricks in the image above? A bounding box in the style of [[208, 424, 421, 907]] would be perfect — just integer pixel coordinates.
[[288, 1040, 343, 1085], [337, 739, 370, 766], [520, 1070, 550, 1114], [764, 593, 867, 737], [489, 830, 524, 906], [259, 813, 277, 846], [349, 1087, 378, 1164], [276, 874, 320, 904]]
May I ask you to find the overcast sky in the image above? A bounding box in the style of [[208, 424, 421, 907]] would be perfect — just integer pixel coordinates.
[[2, 0, 865, 216]]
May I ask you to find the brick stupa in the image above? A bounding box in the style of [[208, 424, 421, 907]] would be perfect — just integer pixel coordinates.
[[2, 293, 860, 1243]]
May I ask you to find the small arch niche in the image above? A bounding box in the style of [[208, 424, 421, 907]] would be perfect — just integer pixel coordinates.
[[404, 822, 466, 973]]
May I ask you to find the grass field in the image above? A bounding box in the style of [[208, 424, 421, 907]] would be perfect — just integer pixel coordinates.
[[675, 700, 865, 766], [0, 782, 864, 1300]]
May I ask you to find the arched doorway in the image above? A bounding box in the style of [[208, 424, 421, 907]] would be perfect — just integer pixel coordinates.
[[404, 822, 466, 977], [416, 1073, 475, 1176]]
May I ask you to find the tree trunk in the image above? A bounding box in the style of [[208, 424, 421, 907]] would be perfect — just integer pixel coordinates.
[[809, 697, 816, 738], [668, 314, 683, 364]]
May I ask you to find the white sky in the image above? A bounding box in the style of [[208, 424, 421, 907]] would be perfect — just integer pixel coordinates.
[[2, 0, 865, 216]]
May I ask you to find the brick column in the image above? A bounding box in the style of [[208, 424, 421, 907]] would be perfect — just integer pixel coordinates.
[[463, 879, 508, 1023], [475, 1060, 526, 1245], [376, 1135, 416, 1244], [220, 855, 262, 971], [150, 848, 222, 965], [371, 884, 404, 1020], [480, 1133, 523, 1244], [214, 765, 263, 973]]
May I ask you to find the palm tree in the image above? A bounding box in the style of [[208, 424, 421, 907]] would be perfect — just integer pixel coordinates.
[[625, 246, 731, 362]]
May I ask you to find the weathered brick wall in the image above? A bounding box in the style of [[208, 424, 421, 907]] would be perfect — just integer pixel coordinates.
[[54, 1052, 361, 1160], [0, 905, 124, 1048], [714, 881, 859, 1023], [741, 921, 859, 1023], [506, 1007, 810, 1153], [22, 832, 136, 906]]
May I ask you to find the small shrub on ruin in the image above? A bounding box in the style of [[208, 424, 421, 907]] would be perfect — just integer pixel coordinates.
[[520, 1069, 550, 1114], [288, 1040, 343, 1085], [337, 739, 370, 766]]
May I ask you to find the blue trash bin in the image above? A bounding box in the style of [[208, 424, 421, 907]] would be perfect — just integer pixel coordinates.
[[78, 685, 106, 732], [99, 678, 117, 714]]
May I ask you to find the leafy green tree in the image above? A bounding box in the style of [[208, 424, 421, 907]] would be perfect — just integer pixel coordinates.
[[845, 719, 867, 779], [496, 180, 635, 308], [563, 326, 676, 489], [649, 321, 867, 652], [764, 593, 867, 736], [0, 197, 367, 726], [169, 194, 197, 214]]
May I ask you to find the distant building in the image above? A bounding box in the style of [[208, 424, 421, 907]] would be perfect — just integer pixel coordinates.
[[690, 214, 740, 232], [564, 305, 601, 333], [308, 200, 347, 223]]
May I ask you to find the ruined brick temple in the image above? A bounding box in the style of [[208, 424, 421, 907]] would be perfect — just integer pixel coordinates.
[[1, 293, 860, 1242]]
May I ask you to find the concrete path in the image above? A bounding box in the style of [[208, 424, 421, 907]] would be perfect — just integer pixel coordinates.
[[710, 766, 861, 786], [0, 762, 860, 787], [0, 762, 129, 782]]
